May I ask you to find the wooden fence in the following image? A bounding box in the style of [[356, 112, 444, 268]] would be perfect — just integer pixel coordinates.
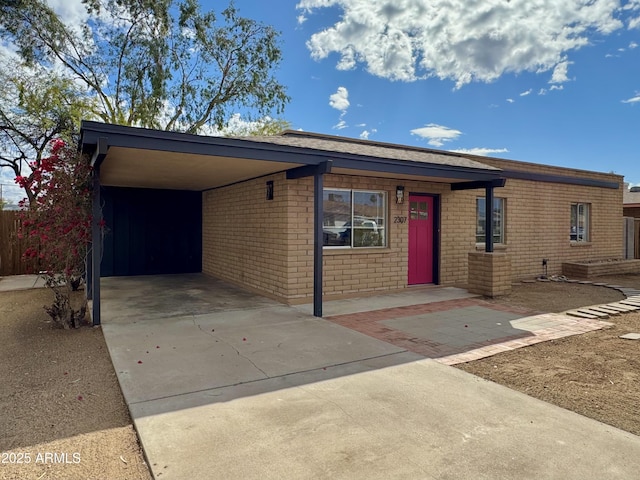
[[0, 210, 38, 276]]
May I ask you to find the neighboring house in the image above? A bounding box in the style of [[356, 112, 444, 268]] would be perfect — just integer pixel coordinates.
[[80, 122, 623, 324], [623, 184, 640, 259], [623, 184, 640, 217]]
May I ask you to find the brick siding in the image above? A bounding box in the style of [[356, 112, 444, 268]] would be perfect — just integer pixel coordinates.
[[202, 162, 623, 304]]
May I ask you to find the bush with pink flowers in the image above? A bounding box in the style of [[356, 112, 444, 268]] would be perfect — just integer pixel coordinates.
[[16, 139, 94, 328]]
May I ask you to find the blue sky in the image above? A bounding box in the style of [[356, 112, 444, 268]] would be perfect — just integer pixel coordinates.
[[2, 0, 640, 205], [231, 0, 640, 185]]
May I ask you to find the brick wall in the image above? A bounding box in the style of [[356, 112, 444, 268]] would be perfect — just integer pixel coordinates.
[[476, 158, 624, 280], [562, 259, 640, 279], [291, 175, 458, 300], [202, 172, 293, 300], [203, 162, 623, 303], [467, 252, 512, 297]]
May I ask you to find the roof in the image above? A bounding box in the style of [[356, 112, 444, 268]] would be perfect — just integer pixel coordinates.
[[624, 187, 640, 206], [79, 122, 618, 191], [79, 121, 504, 190], [247, 130, 499, 172]]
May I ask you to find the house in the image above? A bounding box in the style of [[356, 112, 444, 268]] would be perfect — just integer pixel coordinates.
[[80, 121, 623, 324], [623, 184, 640, 259], [623, 184, 640, 217]]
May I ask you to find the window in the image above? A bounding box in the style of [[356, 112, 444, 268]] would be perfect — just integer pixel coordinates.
[[323, 189, 386, 248], [570, 203, 590, 242], [476, 197, 505, 244]]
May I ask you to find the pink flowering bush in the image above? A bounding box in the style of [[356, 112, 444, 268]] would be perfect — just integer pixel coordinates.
[[16, 139, 94, 328]]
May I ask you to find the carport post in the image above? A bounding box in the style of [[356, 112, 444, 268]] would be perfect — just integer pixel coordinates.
[[313, 171, 323, 317], [91, 166, 102, 326], [286, 161, 332, 318], [450, 178, 505, 253], [86, 248, 92, 300], [485, 185, 494, 253], [87, 136, 108, 326]]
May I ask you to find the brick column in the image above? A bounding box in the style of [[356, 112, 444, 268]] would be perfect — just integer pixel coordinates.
[[467, 252, 512, 297]]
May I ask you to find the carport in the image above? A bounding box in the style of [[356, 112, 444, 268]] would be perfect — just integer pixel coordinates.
[[80, 121, 505, 325]]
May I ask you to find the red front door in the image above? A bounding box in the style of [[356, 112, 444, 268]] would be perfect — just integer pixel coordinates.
[[408, 195, 434, 285]]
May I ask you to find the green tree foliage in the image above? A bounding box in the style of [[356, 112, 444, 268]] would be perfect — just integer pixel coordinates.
[[1, 0, 289, 134], [0, 60, 97, 204]]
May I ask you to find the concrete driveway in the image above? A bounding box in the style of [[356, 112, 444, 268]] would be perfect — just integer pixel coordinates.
[[101, 274, 640, 480]]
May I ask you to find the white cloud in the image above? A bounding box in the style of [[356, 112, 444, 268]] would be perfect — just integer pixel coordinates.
[[550, 84, 564, 91], [506, 98, 514, 103], [538, 88, 547, 95], [46, 0, 89, 32], [410, 123, 462, 147], [329, 86, 350, 113], [630, 41, 639, 49], [550, 60, 571, 84], [624, 0, 640, 28], [297, 0, 625, 87], [297, 14, 307, 25], [622, 94, 640, 104], [359, 128, 377, 139], [333, 119, 348, 130], [450, 147, 509, 156], [520, 89, 532, 96]]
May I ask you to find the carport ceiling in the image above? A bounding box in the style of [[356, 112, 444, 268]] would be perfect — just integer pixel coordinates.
[[100, 146, 301, 190]]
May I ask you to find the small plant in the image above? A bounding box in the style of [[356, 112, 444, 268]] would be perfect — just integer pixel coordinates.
[[16, 139, 94, 329]]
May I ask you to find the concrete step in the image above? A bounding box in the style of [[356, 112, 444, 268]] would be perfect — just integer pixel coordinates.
[[575, 309, 610, 318], [586, 306, 622, 315], [620, 300, 640, 307], [605, 303, 638, 312], [566, 310, 600, 319]]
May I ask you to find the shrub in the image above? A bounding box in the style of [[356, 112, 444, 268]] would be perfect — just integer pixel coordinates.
[[16, 139, 94, 328]]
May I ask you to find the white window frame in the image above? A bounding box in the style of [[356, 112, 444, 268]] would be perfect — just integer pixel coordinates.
[[476, 197, 506, 245], [323, 188, 387, 249], [570, 203, 590, 242]]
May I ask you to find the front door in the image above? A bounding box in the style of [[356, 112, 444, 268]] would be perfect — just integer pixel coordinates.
[[408, 195, 434, 285]]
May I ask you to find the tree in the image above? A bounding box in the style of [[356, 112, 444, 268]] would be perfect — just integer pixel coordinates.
[[1, 0, 289, 134], [17, 139, 93, 328], [0, 58, 98, 204], [215, 114, 291, 137]]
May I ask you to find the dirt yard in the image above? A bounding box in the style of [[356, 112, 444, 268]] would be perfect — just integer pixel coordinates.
[[0, 288, 151, 480], [458, 274, 640, 437], [1, 274, 640, 479]]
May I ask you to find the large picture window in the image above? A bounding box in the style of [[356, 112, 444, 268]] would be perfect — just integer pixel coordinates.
[[476, 197, 505, 244], [570, 203, 590, 242], [323, 189, 387, 248]]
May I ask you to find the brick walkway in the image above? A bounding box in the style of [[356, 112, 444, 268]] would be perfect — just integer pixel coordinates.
[[326, 298, 612, 366]]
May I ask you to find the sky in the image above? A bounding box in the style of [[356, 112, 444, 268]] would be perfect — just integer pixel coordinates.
[[232, 0, 640, 184], [2, 0, 640, 204]]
